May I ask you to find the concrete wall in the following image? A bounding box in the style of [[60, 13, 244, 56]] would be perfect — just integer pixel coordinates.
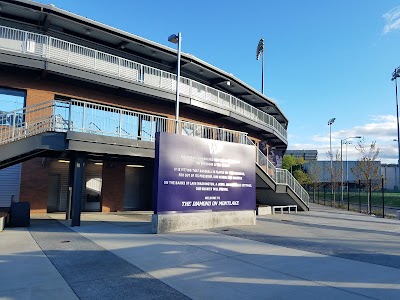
[[152, 210, 256, 233]]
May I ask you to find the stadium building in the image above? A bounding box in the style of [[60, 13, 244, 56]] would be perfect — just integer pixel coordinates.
[[0, 0, 309, 228]]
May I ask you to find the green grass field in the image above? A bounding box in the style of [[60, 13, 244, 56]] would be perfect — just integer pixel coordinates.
[[309, 191, 400, 207]]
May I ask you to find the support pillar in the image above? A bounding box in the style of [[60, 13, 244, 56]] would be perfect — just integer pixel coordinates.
[[65, 157, 75, 221], [71, 156, 85, 227]]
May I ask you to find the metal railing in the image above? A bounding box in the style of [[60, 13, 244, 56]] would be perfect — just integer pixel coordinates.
[[0, 99, 308, 207], [0, 100, 247, 145], [0, 25, 287, 143], [247, 138, 309, 206]]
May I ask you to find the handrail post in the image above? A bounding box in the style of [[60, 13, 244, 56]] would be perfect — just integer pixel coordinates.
[[68, 42, 70, 64], [94, 50, 97, 70], [47, 37, 51, 59], [118, 57, 121, 77], [23, 31, 27, 53], [152, 116, 155, 140], [118, 110, 122, 137], [68, 101, 72, 131], [82, 103, 86, 132], [190, 79, 192, 99], [12, 112, 16, 141]]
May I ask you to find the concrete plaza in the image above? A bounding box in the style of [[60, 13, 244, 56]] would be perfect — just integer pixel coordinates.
[[0, 203, 399, 299]]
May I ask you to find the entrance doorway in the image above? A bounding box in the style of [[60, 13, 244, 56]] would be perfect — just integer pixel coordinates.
[[47, 174, 61, 212]]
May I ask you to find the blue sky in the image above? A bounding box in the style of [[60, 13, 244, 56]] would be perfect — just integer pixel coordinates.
[[42, 0, 400, 163]]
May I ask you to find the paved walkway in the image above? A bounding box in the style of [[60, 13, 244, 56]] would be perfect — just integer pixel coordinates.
[[1, 203, 400, 299]]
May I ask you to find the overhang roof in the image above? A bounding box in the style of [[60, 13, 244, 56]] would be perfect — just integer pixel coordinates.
[[0, 0, 289, 127]]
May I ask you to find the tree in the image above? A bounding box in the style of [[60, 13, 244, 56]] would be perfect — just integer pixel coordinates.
[[306, 160, 322, 201], [282, 155, 305, 173], [282, 155, 309, 185], [282, 155, 296, 172], [324, 149, 342, 205], [293, 169, 309, 185], [351, 140, 380, 183], [307, 160, 321, 185], [350, 139, 380, 213]]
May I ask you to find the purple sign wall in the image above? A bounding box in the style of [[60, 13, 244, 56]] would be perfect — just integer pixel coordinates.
[[153, 132, 256, 213]]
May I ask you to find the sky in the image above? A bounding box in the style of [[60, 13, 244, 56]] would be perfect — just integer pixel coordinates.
[[38, 0, 400, 163]]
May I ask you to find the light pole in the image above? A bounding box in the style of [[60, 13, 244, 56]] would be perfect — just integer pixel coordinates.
[[394, 139, 399, 190], [168, 32, 182, 134], [345, 141, 351, 183], [328, 118, 336, 202], [391, 67, 400, 190], [256, 38, 264, 94], [340, 136, 361, 204]]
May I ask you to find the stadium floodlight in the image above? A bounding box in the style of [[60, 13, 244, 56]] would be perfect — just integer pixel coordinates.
[[328, 118, 336, 202], [256, 38, 264, 94], [168, 33, 182, 133], [392, 67, 400, 190]]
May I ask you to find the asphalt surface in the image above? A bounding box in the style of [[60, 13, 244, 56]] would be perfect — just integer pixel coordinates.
[[1, 203, 400, 299], [29, 219, 189, 300]]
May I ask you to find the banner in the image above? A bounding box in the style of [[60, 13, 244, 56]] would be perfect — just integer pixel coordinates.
[[153, 132, 256, 213]]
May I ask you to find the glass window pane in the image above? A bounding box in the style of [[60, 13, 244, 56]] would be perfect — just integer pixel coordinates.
[[0, 88, 26, 112]]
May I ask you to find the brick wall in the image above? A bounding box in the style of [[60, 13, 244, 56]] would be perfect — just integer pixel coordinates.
[[0, 71, 263, 141], [20, 157, 49, 213], [101, 161, 125, 212]]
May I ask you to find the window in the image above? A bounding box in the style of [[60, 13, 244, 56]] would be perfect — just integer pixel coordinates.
[[0, 88, 26, 112], [0, 88, 26, 126]]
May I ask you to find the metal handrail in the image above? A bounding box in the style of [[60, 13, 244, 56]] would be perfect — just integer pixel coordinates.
[[0, 100, 249, 144], [0, 99, 308, 206], [0, 25, 287, 143], [246, 137, 309, 207]]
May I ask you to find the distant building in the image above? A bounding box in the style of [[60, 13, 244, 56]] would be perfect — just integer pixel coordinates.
[[381, 164, 399, 190], [304, 161, 400, 190], [286, 150, 318, 161]]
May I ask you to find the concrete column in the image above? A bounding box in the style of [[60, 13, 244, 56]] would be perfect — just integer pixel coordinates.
[[71, 156, 85, 227]]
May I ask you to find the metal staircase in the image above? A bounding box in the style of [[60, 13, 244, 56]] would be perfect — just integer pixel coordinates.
[[0, 100, 309, 210]]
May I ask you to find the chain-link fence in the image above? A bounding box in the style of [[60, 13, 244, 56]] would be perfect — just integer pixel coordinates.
[[307, 179, 400, 218]]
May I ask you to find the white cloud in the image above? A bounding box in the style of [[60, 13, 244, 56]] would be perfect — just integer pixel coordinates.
[[383, 6, 400, 34], [289, 115, 399, 163]]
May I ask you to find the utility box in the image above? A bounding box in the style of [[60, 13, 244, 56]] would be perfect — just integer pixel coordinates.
[[9, 202, 30, 227]]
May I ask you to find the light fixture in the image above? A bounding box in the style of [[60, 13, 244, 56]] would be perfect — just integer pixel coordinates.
[[226, 81, 231, 86], [256, 38, 265, 94], [58, 160, 70, 163], [328, 117, 336, 203], [168, 34, 179, 44], [94, 162, 103, 166], [126, 164, 145, 168]]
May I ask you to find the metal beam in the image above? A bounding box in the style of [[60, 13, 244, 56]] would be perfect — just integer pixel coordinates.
[[210, 78, 229, 86], [116, 41, 129, 50], [38, 13, 51, 31], [252, 103, 270, 108], [232, 92, 251, 97], [169, 60, 188, 71]]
